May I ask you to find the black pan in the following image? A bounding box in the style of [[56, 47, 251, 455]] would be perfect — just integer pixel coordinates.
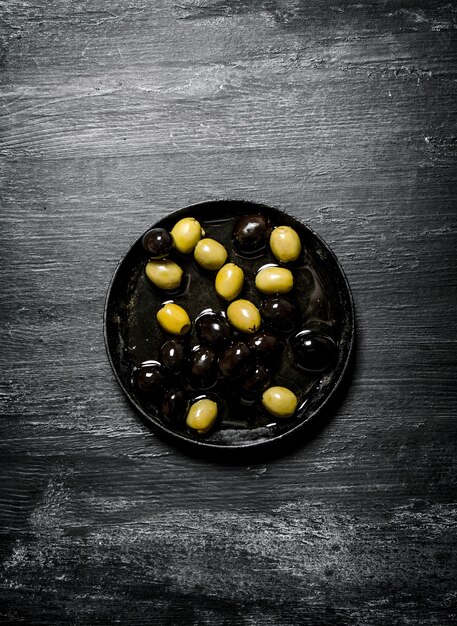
[[104, 200, 355, 457]]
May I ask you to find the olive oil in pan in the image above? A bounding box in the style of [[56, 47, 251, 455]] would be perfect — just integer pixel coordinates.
[[126, 211, 343, 438]]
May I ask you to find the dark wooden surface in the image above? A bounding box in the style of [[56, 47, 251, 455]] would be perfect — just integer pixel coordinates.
[[1, 1, 456, 624]]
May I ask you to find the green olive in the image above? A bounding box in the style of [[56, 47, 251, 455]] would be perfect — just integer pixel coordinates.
[[215, 263, 244, 301], [145, 259, 183, 290], [194, 238, 228, 271], [255, 266, 293, 294], [269, 226, 302, 263], [262, 386, 298, 418], [170, 217, 203, 254], [227, 299, 261, 334], [156, 303, 191, 335], [186, 398, 218, 434]]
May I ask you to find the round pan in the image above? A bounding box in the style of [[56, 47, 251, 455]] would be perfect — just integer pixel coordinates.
[[104, 200, 355, 457]]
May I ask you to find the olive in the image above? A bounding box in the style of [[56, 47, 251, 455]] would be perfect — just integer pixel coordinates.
[[242, 364, 271, 395], [170, 217, 203, 254], [247, 330, 282, 364], [269, 226, 302, 263], [190, 346, 218, 389], [134, 361, 167, 393], [232, 214, 271, 255], [162, 387, 188, 423], [186, 398, 218, 434], [255, 266, 293, 295], [156, 303, 191, 336], [262, 386, 298, 418], [145, 259, 183, 290], [215, 263, 244, 301], [260, 297, 299, 333], [195, 312, 231, 349], [227, 299, 261, 334], [218, 341, 251, 379], [160, 339, 186, 373], [194, 238, 228, 271], [291, 330, 337, 372], [142, 228, 173, 258]]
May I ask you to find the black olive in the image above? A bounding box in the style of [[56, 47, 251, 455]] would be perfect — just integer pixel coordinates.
[[218, 342, 251, 379], [291, 330, 337, 372], [247, 329, 283, 364], [189, 346, 218, 389], [242, 364, 271, 395], [160, 339, 186, 373], [195, 311, 231, 350], [162, 387, 188, 423], [260, 297, 299, 333], [232, 214, 271, 255], [142, 228, 173, 258], [134, 361, 167, 392]]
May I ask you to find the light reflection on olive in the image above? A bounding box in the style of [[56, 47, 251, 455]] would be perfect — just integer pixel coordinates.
[[291, 330, 337, 372], [195, 312, 231, 349], [162, 387, 188, 423], [190, 346, 218, 389], [218, 342, 251, 379], [134, 361, 167, 393], [242, 364, 271, 395], [232, 214, 271, 255], [247, 329, 282, 364], [259, 297, 299, 333], [160, 339, 186, 373]]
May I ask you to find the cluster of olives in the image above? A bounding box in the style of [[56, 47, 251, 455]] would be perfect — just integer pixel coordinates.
[[134, 213, 337, 436]]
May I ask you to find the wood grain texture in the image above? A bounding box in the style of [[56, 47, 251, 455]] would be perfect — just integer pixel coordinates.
[[1, 0, 456, 624]]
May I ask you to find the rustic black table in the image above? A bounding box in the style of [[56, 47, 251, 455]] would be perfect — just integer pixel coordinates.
[[1, 2, 456, 624]]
